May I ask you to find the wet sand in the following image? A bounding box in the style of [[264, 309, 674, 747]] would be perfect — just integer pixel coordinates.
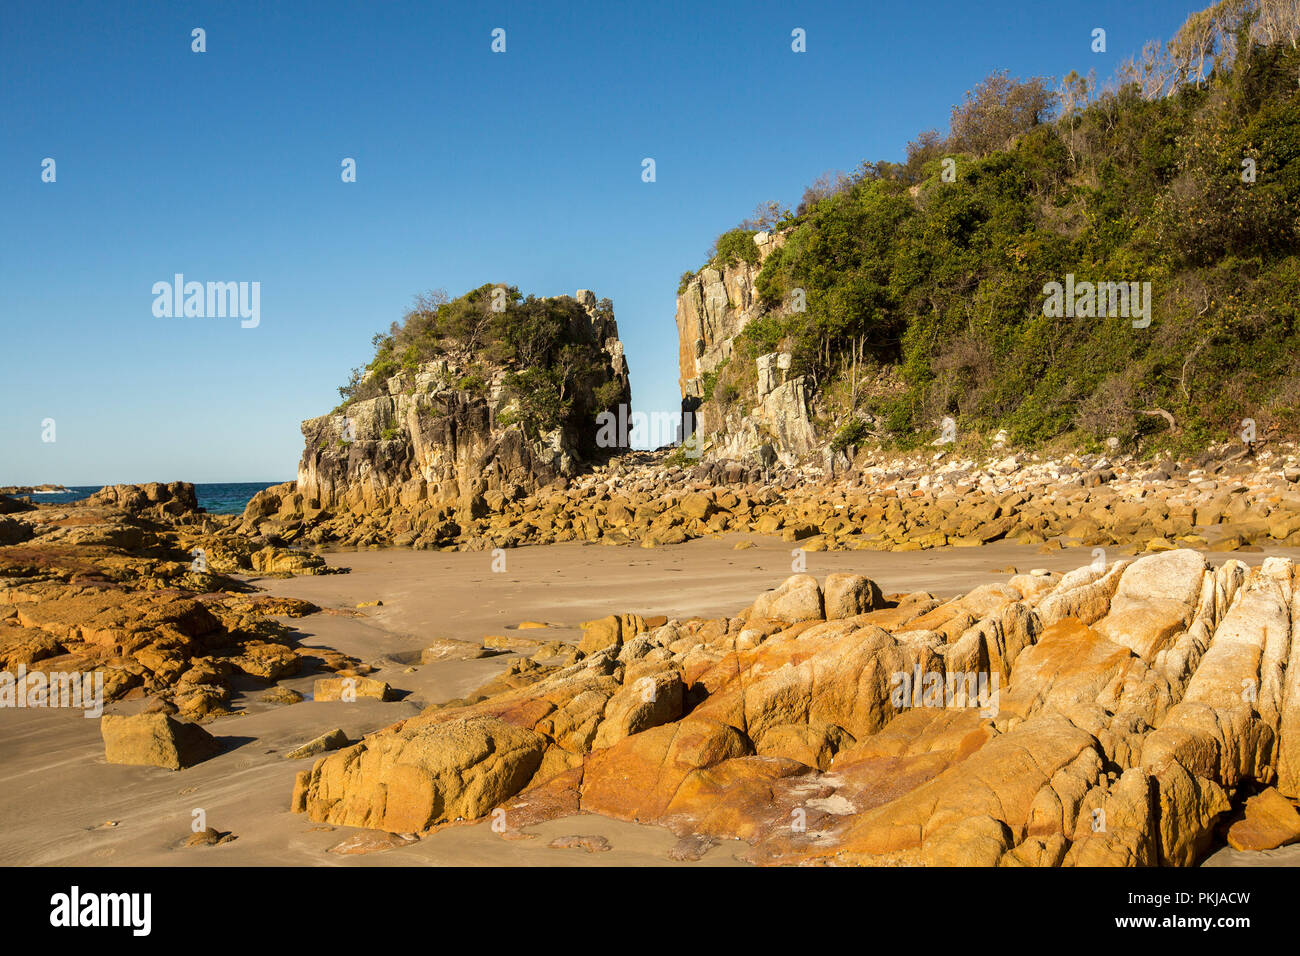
[[3, 535, 1297, 866]]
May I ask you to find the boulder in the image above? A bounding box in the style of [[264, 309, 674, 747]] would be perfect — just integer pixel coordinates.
[[421, 638, 495, 662], [286, 728, 349, 760], [101, 713, 220, 770], [752, 574, 824, 624], [823, 573, 883, 619], [313, 676, 392, 701], [1226, 788, 1300, 851], [592, 669, 684, 749], [292, 716, 546, 831]]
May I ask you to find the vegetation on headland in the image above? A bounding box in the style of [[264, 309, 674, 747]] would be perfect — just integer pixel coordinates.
[[334, 284, 623, 441], [696, 0, 1300, 459]]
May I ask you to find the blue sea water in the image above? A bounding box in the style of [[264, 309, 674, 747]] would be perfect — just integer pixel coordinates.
[[16, 482, 284, 516]]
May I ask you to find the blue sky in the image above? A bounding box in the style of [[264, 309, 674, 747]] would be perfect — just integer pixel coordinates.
[[1, 0, 1204, 484]]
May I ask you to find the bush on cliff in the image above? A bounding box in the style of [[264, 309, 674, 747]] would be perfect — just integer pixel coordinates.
[[709, 228, 762, 269]]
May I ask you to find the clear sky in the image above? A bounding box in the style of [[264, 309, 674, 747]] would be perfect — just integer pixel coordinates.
[[1, 0, 1205, 485]]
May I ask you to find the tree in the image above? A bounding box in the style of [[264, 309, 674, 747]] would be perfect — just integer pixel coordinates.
[[1171, 7, 1219, 86], [903, 129, 945, 182], [948, 71, 1059, 156], [796, 170, 851, 216], [1135, 39, 1178, 99], [505, 367, 567, 439], [1255, 0, 1300, 48], [739, 200, 791, 232], [1057, 70, 1095, 167]]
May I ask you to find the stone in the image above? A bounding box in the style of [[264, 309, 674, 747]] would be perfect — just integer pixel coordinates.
[[581, 717, 753, 822], [1226, 788, 1300, 851], [592, 669, 684, 749], [421, 637, 495, 662], [229, 642, 300, 681], [823, 573, 883, 619], [294, 716, 547, 832], [578, 613, 646, 655], [751, 574, 824, 624], [184, 826, 236, 847], [286, 728, 349, 759], [679, 492, 714, 520], [262, 686, 305, 705], [312, 676, 392, 701], [326, 831, 418, 855], [101, 713, 221, 770], [548, 834, 612, 853]]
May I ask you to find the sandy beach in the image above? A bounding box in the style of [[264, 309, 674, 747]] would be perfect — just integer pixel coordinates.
[[4, 534, 1299, 867]]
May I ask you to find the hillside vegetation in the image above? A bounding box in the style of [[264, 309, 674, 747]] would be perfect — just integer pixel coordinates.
[[696, 0, 1300, 458]]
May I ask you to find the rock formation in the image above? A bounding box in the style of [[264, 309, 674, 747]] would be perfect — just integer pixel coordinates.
[[241, 289, 630, 548], [239, 440, 1300, 555], [290, 549, 1300, 865], [101, 712, 221, 770], [302, 289, 626, 509], [0, 484, 358, 723], [676, 231, 818, 465]]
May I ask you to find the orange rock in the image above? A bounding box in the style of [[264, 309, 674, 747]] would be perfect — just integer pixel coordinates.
[[1227, 788, 1300, 851], [580, 716, 752, 822]]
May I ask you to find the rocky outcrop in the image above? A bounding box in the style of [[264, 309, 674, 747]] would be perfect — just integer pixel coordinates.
[[292, 715, 548, 831], [676, 232, 817, 466], [236, 440, 1300, 554], [296, 290, 628, 517], [0, 486, 357, 721], [85, 481, 199, 517], [240, 290, 630, 548], [289, 549, 1300, 865], [709, 352, 817, 464], [677, 232, 784, 391]]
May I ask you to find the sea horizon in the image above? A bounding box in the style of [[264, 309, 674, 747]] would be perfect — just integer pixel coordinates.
[[3, 481, 288, 515]]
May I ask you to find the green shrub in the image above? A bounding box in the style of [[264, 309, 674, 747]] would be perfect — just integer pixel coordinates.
[[700, 360, 729, 402], [710, 228, 760, 269], [738, 315, 786, 359], [830, 418, 867, 452]]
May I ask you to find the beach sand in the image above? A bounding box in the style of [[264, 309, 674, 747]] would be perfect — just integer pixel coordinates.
[[3, 534, 1297, 866]]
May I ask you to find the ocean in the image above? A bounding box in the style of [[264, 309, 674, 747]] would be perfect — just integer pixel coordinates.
[[18, 482, 285, 516]]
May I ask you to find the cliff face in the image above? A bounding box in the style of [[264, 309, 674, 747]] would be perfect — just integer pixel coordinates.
[[675, 231, 817, 465], [295, 290, 630, 520]]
